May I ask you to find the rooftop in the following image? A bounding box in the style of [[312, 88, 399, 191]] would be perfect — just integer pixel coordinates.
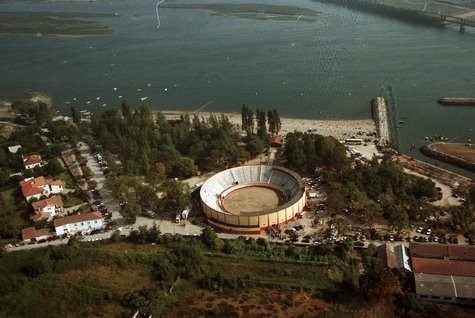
[[31, 195, 63, 212], [23, 154, 42, 167], [20, 176, 65, 198], [54, 212, 102, 227], [412, 257, 475, 277], [21, 227, 51, 240], [414, 273, 475, 299], [409, 243, 475, 261]]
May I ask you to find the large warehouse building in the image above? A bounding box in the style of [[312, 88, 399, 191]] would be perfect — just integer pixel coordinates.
[[410, 243, 475, 305], [200, 165, 306, 234]]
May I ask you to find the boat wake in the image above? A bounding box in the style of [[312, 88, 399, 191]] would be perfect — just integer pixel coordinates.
[[156, 0, 165, 29]]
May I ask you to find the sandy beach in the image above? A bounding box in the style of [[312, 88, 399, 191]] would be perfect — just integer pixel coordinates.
[[160, 110, 376, 141]]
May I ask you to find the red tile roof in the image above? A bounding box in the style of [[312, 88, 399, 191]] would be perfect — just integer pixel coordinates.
[[21, 227, 51, 240], [47, 179, 65, 186], [412, 257, 475, 277], [31, 212, 51, 222], [20, 176, 47, 197], [31, 195, 63, 212], [19, 176, 65, 198], [409, 243, 475, 261], [23, 154, 42, 167], [54, 212, 102, 227]]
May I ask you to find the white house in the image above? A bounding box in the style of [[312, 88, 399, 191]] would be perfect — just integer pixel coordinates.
[[23, 153, 44, 170], [20, 176, 65, 201], [21, 227, 52, 242], [54, 212, 103, 236], [30, 195, 63, 222]]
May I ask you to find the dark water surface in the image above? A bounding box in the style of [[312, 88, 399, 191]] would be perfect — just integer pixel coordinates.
[[1, 0, 474, 177]]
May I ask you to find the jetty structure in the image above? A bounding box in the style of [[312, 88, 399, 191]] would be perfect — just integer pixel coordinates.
[[420, 142, 475, 173], [437, 98, 475, 106], [371, 97, 395, 148]]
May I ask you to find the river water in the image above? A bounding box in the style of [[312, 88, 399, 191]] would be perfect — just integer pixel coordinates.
[[1, 0, 474, 177]]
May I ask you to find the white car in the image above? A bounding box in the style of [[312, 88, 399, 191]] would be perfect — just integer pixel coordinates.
[[416, 227, 423, 233], [426, 228, 432, 235]]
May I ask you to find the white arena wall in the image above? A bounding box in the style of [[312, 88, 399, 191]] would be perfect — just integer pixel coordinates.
[[199, 165, 306, 234]]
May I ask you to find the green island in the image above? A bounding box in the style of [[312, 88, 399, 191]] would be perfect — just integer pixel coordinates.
[[162, 3, 319, 22], [0, 11, 115, 36]]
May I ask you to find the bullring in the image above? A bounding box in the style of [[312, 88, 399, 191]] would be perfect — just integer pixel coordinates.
[[200, 165, 306, 234]]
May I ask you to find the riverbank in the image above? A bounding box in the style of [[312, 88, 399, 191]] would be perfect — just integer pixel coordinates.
[[160, 110, 376, 141]]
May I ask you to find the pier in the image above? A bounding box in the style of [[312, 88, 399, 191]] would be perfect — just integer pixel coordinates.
[[437, 97, 475, 106], [371, 97, 394, 148]]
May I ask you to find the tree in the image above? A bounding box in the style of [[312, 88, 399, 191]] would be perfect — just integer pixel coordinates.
[[468, 185, 475, 205], [255, 109, 266, 134], [363, 202, 382, 228], [387, 205, 409, 235], [451, 204, 474, 233], [331, 216, 351, 236], [135, 184, 158, 211], [121, 201, 141, 224], [267, 109, 281, 136], [158, 180, 191, 218], [410, 177, 436, 199], [201, 226, 221, 250], [241, 104, 254, 134], [43, 158, 65, 176], [71, 106, 81, 125], [245, 135, 265, 157], [272, 109, 281, 135], [171, 157, 197, 178]]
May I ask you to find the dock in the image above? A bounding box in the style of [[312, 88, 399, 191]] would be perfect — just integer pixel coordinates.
[[371, 97, 394, 147], [437, 98, 475, 106]]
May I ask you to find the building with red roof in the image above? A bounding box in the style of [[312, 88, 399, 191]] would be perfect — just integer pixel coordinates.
[[19, 176, 64, 201], [54, 212, 103, 236], [410, 243, 475, 305], [30, 195, 63, 222], [21, 227, 52, 242], [23, 154, 44, 170]]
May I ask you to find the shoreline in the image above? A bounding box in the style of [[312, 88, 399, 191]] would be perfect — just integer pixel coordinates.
[[160, 110, 377, 141]]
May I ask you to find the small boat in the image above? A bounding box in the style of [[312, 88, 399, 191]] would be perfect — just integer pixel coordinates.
[[147, 83, 151, 87], [137, 88, 142, 92], [398, 120, 406, 124], [140, 96, 148, 101], [118, 95, 123, 98], [65, 101, 70, 104], [102, 103, 107, 107], [96, 97, 100, 100], [164, 88, 168, 92], [396, 125, 402, 128], [86, 100, 91, 104], [113, 87, 117, 91], [73, 97, 77, 101]]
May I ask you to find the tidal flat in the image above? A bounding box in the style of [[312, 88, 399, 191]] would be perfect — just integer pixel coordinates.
[[0, 11, 115, 36], [162, 3, 319, 22]]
